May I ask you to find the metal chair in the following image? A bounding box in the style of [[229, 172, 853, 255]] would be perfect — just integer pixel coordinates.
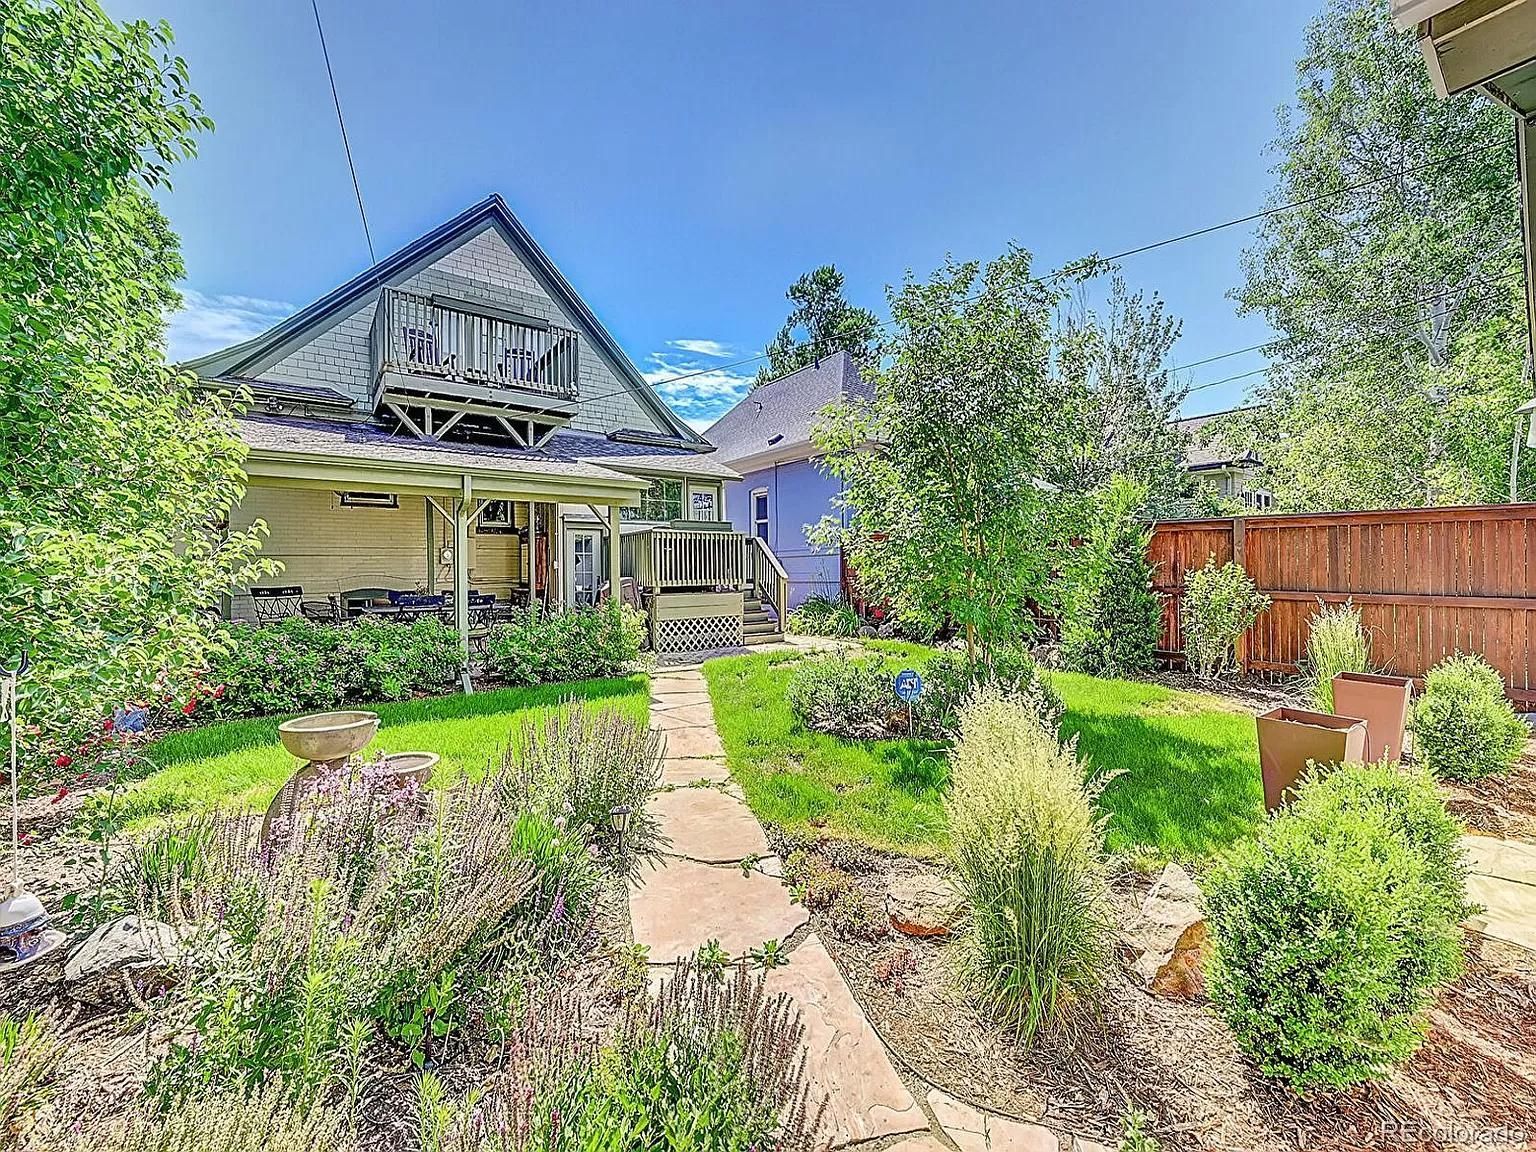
[[250, 586, 304, 624], [299, 595, 342, 624]]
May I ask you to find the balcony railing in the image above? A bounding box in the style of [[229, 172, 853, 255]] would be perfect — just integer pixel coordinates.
[[623, 527, 748, 592], [372, 286, 580, 401]]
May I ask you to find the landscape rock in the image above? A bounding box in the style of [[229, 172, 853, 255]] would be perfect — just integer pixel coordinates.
[[63, 916, 185, 1006], [886, 873, 964, 937], [1120, 863, 1208, 998]]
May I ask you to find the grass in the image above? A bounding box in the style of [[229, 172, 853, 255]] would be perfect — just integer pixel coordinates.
[[120, 676, 650, 825], [703, 647, 1264, 860]]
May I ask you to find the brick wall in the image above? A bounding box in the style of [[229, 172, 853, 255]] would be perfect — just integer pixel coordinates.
[[259, 224, 657, 435]]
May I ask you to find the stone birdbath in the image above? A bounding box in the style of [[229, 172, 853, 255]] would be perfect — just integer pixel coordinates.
[[261, 710, 379, 844]]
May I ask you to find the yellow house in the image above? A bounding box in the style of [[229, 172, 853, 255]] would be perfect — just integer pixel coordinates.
[[189, 196, 787, 669]]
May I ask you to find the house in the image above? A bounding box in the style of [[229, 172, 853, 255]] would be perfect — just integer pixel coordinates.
[[704, 351, 871, 609], [189, 195, 790, 666], [1173, 408, 1273, 512]]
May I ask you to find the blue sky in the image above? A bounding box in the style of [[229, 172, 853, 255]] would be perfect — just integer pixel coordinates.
[[109, 1, 1315, 428]]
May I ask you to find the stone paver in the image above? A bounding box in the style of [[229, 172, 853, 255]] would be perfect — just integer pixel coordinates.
[[926, 1088, 1058, 1152], [1461, 835, 1536, 954], [765, 935, 927, 1147], [629, 857, 808, 962], [652, 786, 771, 863], [660, 725, 725, 758], [662, 758, 731, 785], [886, 1139, 951, 1152], [650, 691, 713, 710]]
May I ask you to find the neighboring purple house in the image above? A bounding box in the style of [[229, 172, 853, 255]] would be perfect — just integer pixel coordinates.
[[704, 351, 871, 609]]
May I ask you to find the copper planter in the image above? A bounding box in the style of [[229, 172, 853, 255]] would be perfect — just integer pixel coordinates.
[[1255, 707, 1367, 813], [1330, 672, 1413, 765]]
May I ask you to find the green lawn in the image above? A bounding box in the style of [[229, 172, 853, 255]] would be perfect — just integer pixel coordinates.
[[121, 676, 650, 825], [703, 647, 1264, 861]]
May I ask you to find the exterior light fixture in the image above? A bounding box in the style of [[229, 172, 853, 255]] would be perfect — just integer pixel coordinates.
[[609, 804, 633, 852], [438, 546, 454, 565]]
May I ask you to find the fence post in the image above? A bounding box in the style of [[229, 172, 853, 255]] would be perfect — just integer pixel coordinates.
[[1231, 515, 1249, 673]]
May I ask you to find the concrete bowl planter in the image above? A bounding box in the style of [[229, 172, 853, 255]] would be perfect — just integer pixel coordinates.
[[276, 710, 379, 765], [1331, 672, 1413, 764], [375, 751, 439, 787], [1255, 707, 1367, 812]]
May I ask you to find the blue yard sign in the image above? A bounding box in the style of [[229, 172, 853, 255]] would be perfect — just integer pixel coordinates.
[[894, 669, 923, 703]]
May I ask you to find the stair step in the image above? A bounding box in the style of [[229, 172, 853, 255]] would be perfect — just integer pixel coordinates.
[[743, 620, 780, 636], [743, 612, 775, 625], [743, 631, 784, 646]]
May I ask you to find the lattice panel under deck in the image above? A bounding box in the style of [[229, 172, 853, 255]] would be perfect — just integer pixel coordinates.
[[654, 614, 742, 655]]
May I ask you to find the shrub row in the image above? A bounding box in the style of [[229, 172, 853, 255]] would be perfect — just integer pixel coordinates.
[[205, 605, 643, 719]]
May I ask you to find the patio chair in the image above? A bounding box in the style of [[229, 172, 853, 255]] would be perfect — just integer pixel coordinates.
[[299, 595, 342, 624], [250, 586, 304, 624], [599, 577, 643, 613]]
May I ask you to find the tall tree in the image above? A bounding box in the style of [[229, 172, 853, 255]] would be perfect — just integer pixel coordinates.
[[1048, 275, 1192, 516], [1224, 0, 1527, 510], [813, 248, 1071, 659], [755, 264, 880, 387], [0, 1, 271, 760]]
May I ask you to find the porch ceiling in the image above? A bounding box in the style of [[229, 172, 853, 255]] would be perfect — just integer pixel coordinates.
[[238, 415, 647, 503]]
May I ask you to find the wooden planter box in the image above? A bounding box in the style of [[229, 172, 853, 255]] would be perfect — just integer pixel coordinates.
[[1331, 672, 1413, 765], [1255, 707, 1366, 813]]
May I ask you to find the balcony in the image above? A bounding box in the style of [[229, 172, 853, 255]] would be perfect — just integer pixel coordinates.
[[371, 286, 580, 441]]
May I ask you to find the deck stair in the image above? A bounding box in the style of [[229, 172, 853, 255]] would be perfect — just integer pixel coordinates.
[[742, 594, 783, 645]]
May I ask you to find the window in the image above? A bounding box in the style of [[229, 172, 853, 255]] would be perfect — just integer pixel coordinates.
[[339, 492, 399, 508], [751, 488, 770, 542], [689, 487, 717, 522], [621, 477, 684, 522], [478, 499, 516, 534]]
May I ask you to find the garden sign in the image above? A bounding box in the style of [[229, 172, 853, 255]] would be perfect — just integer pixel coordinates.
[[894, 668, 922, 732]]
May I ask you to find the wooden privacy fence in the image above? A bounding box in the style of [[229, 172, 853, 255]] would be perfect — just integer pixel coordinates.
[[1149, 504, 1536, 706]]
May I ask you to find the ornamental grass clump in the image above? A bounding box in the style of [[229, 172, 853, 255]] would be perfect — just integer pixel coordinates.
[[1180, 558, 1269, 679], [1, 1012, 68, 1148], [61, 1086, 357, 1152], [1204, 761, 1469, 1092], [945, 688, 1112, 1042], [787, 594, 863, 638], [1412, 653, 1528, 780], [1303, 600, 1373, 712]]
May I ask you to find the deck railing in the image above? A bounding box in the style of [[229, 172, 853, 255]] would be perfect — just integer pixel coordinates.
[[372, 286, 580, 400], [749, 535, 789, 622], [624, 527, 750, 591]]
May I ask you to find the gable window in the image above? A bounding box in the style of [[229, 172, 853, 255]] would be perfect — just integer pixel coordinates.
[[339, 492, 399, 509], [751, 488, 770, 542], [622, 477, 684, 522], [477, 499, 516, 534]]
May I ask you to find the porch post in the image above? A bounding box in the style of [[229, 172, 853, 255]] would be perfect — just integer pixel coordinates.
[[546, 501, 562, 608], [425, 501, 436, 594], [456, 474, 473, 693], [524, 500, 535, 606], [608, 503, 622, 604]]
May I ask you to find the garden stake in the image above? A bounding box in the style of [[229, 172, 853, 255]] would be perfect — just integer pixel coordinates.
[[0, 651, 66, 971]]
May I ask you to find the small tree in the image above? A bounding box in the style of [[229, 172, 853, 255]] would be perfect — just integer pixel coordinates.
[[1180, 558, 1269, 679], [1058, 477, 1162, 677], [1, 2, 271, 759], [813, 248, 1073, 662], [754, 265, 880, 387]]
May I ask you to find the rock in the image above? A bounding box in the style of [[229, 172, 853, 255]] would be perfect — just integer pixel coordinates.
[[650, 786, 771, 864], [629, 857, 808, 963], [63, 916, 184, 1006], [886, 874, 964, 937], [1120, 863, 1207, 998]]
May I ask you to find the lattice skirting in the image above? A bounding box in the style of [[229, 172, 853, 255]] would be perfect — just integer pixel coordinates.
[[654, 613, 742, 654]]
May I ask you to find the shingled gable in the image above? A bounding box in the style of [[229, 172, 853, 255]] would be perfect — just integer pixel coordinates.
[[186, 194, 709, 450]]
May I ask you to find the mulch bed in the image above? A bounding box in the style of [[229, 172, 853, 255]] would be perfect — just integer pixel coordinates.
[[791, 839, 1536, 1152]]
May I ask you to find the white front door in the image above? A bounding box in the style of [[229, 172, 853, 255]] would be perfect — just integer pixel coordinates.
[[565, 527, 601, 606]]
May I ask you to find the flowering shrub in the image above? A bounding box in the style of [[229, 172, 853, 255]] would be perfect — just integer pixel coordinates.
[[484, 604, 643, 687], [912, 644, 1062, 739], [786, 652, 893, 738]]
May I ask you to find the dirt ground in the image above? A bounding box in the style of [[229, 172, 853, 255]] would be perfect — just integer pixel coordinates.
[[792, 840, 1536, 1152]]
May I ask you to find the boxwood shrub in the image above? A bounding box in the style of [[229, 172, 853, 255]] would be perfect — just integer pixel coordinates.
[[1203, 762, 1468, 1092], [1412, 653, 1528, 780]]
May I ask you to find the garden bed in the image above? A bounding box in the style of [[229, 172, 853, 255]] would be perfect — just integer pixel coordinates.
[[782, 835, 1536, 1152]]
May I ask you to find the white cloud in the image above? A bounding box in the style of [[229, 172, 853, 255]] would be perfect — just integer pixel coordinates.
[[667, 338, 735, 358], [642, 344, 757, 425], [166, 289, 294, 362]]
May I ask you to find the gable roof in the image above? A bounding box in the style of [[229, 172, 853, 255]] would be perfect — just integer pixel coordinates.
[[1174, 407, 1263, 471], [185, 195, 710, 449], [704, 350, 871, 468]]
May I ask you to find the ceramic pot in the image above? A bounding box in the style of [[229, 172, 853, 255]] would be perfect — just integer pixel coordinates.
[[1331, 672, 1413, 764], [1255, 707, 1367, 812]]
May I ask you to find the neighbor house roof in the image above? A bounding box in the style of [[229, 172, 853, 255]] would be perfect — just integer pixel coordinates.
[[238, 415, 648, 502], [704, 350, 872, 470], [1173, 408, 1263, 472], [188, 195, 710, 450]]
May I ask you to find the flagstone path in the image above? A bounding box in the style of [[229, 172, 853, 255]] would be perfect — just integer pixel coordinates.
[[629, 658, 1074, 1152], [1461, 834, 1536, 954]]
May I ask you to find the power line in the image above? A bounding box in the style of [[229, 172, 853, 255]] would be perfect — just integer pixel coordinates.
[[563, 140, 1519, 415], [310, 0, 376, 269]]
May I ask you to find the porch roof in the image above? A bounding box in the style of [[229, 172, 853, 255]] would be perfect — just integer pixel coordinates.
[[239, 415, 648, 503]]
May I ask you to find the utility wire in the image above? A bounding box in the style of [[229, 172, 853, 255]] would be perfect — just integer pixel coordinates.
[[582, 141, 1515, 413], [311, 0, 376, 269]]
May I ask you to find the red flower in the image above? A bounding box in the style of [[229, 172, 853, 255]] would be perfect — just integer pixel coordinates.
[[51, 785, 68, 804], [18, 832, 34, 847], [102, 717, 114, 732], [210, 684, 225, 699], [53, 753, 72, 769], [181, 698, 197, 715]]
